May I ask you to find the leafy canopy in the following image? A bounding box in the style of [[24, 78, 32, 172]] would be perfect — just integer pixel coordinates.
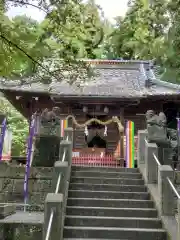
[[0, 0, 108, 85]]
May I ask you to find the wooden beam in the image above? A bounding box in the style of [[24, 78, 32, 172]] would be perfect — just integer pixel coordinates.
[[120, 108, 125, 160]]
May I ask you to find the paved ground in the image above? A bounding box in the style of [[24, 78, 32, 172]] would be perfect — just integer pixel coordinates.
[[0, 212, 44, 224]]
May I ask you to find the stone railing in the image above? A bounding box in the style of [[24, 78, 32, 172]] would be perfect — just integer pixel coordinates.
[[43, 127, 73, 240], [137, 130, 180, 240]]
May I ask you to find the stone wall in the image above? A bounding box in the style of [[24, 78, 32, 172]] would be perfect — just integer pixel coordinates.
[[0, 224, 42, 240], [175, 171, 180, 183], [0, 162, 53, 210], [175, 171, 180, 194]]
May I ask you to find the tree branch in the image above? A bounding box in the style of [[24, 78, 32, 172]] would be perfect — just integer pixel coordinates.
[[0, 33, 62, 82], [7, 0, 48, 14]]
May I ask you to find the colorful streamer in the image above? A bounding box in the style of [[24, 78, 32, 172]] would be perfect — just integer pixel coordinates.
[[61, 119, 68, 137], [125, 121, 135, 168], [23, 117, 36, 211], [0, 118, 7, 161]]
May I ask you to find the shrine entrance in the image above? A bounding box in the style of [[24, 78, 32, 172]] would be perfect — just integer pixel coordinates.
[[87, 134, 106, 149], [68, 114, 124, 167], [84, 114, 107, 153]]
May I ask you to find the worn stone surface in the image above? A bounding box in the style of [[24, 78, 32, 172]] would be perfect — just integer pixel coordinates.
[[0, 205, 16, 219], [175, 171, 180, 184], [1, 223, 42, 240], [0, 163, 53, 208], [0, 163, 53, 178]]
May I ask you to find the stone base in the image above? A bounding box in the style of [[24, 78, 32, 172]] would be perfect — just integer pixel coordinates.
[[0, 204, 15, 219]]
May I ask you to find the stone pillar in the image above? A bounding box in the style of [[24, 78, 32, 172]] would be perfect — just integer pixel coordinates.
[[145, 140, 158, 183], [158, 165, 174, 215], [52, 161, 69, 195], [178, 199, 180, 240], [137, 130, 147, 166], [43, 193, 64, 240], [64, 127, 73, 142], [59, 140, 72, 167]]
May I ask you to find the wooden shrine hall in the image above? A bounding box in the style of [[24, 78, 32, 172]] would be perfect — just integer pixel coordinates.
[[1, 59, 180, 163]]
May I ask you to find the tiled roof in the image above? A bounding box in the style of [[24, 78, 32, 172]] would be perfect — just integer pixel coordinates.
[[0, 60, 180, 98]]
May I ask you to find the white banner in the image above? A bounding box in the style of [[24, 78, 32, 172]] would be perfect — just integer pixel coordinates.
[[2, 129, 12, 161]]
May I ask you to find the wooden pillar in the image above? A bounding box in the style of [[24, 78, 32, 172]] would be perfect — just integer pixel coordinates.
[[120, 108, 125, 160]]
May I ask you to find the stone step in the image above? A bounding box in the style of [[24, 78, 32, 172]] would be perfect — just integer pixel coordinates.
[[70, 177, 144, 185], [65, 216, 162, 229], [67, 198, 154, 208], [71, 166, 139, 173], [68, 190, 150, 200], [69, 183, 147, 192], [64, 239, 128, 240], [66, 206, 158, 218], [63, 226, 167, 240], [71, 171, 142, 179]]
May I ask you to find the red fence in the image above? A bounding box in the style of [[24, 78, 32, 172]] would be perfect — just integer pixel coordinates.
[[72, 154, 124, 167], [72, 136, 138, 167]]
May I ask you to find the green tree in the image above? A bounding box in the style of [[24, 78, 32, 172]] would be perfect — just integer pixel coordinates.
[[0, 0, 107, 85], [0, 14, 51, 79], [160, 0, 180, 83], [0, 97, 28, 156], [111, 0, 168, 61]]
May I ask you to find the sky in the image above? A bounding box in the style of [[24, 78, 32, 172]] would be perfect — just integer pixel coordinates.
[[7, 0, 129, 22]]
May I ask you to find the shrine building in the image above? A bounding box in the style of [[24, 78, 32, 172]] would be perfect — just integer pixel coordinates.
[[1, 59, 180, 160]]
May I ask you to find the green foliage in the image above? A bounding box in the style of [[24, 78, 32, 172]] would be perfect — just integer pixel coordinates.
[[110, 0, 169, 61], [0, 0, 110, 84], [0, 97, 28, 156], [1, 0, 180, 84], [108, 0, 180, 83]]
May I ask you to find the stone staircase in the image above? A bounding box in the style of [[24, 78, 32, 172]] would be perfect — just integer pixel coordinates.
[[63, 165, 167, 240]]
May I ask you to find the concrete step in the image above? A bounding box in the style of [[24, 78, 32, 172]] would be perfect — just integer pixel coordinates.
[[65, 216, 162, 229], [70, 177, 144, 185], [63, 226, 167, 240], [71, 171, 142, 179], [71, 166, 139, 173], [68, 190, 150, 200], [67, 198, 154, 208], [69, 183, 147, 192], [66, 206, 158, 218]]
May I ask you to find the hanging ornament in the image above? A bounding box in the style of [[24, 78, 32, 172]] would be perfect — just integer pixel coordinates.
[[104, 125, 107, 136], [84, 125, 88, 136]]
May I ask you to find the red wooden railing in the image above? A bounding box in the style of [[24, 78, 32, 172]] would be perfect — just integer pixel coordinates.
[[72, 154, 124, 167]]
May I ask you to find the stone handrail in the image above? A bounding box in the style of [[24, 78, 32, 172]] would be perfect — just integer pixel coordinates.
[[43, 128, 73, 240], [137, 130, 180, 240]]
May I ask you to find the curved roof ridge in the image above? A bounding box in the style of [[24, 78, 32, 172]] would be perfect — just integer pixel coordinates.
[[149, 69, 180, 90], [81, 59, 151, 64]]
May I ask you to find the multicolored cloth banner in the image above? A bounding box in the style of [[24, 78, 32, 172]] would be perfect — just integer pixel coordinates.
[[23, 117, 36, 210], [61, 119, 68, 137], [125, 121, 135, 168], [0, 118, 7, 161]]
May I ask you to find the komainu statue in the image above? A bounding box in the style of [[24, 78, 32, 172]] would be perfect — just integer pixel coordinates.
[[145, 110, 178, 167], [32, 107, 61, 167], [39, 107, 61, 136], [145, 110, 169, 144]]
